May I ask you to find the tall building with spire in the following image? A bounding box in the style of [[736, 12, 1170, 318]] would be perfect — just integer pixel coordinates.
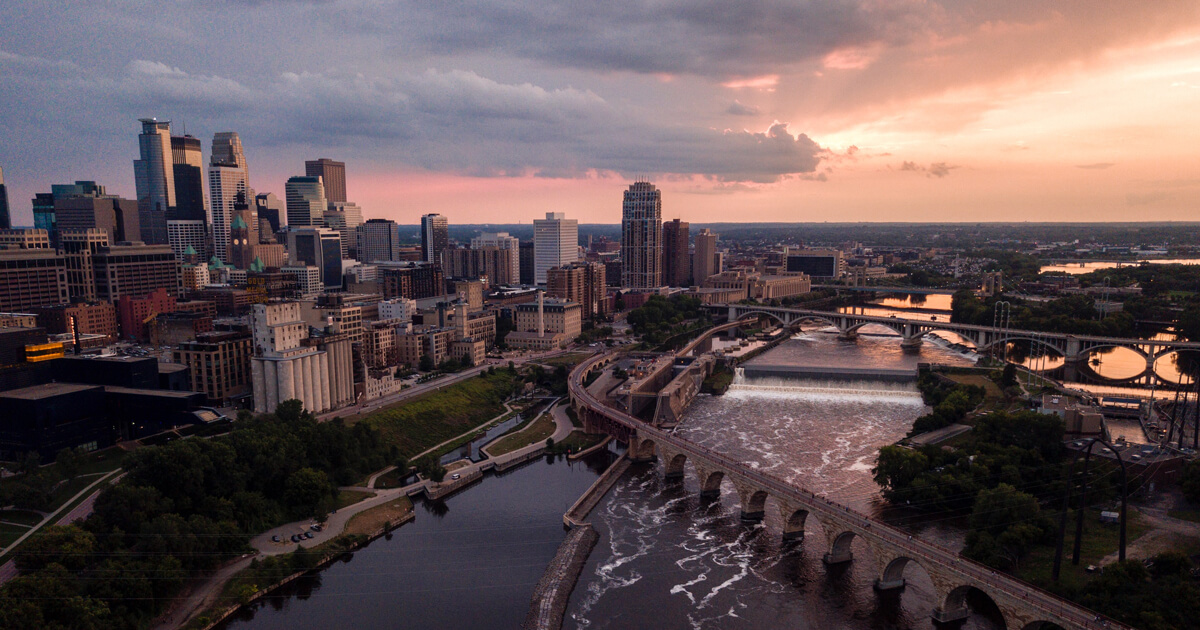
[[208, 132, 249, 263], [621, 181, 662, 288], [133, 118, 175, 245], [304, 158, 346, 203]]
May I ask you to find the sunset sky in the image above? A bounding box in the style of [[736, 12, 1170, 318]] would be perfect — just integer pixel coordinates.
[[2, 1, 1199, 226]]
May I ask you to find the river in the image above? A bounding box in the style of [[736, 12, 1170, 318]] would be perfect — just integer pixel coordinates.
[[566, 332, 1005, 630], [217, 454, 614, 630], [1039, 259, 1200, 275]]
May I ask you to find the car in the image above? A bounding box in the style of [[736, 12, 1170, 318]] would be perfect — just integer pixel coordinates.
[[304, 532, 314, 539], [451, 473, 462, 480], [272, 535, 281, 543], [310, 524, 321, 531], [291, 534, 300, 543]]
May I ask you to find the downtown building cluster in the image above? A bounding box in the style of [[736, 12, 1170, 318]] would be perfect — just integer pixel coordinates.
[[0, 124, 822, 461]]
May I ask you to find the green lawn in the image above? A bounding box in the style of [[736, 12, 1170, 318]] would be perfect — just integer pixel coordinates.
[[0, 509, 44, 527], [1016, 508, 1148, 589], [0, 522, 30, 547], [538, 352, 592, 368], [551, 432, 607, 455], [486, 413, 557, 456], [353, 371, 523, 458]]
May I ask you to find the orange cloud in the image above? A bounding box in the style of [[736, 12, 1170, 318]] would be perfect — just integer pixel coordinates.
[[722, 74, 780, 90]]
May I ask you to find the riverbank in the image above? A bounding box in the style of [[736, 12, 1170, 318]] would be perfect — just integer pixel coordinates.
[[523, 524, 599, 630]]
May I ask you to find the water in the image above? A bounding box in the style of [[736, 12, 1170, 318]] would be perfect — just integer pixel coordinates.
[[1039, 259, 1200, 275], [567, 332, 999, 629], [438, 413, 526, 465], [218, 453, 612, 630]]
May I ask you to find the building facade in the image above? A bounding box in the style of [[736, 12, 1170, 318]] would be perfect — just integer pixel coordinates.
[[285, 176, 327, 228], [662, 218, 690, 287], [445, 246, 515, 286], [357, 218, 400, 263], [208, 132, 250, 263], [92, 243, 181, 302], [287, 228, 342, 290], [693, 228, 719, 283], [249, 302, 354, 414], [0, 249, 68, 312], [420, 213, 449, 266], [533, 212, 577, 284], [133, 118, 175, 245], [305, 158, 346, 203], [470, 232, 520, 284], [621, 181, 663, 288], [546, 261, 607, 319], [174, 330, 252, 406]]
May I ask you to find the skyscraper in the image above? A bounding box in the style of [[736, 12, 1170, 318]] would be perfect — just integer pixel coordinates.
[[662, 218, 690, 287], [168, 134, 208, 260], [324, 201, 363, 259], [693, 228, 719, 283], [533, 212, 578, 284], [357, 218, 400, 263], [209, 132, 249, 263], [33, 181, 110, 247], [287, 227, 342, 289], [55, 196, 140, 244], [304, 158, 347, 203], [133, 118, 175, 245], [0, 166, 10, 230], [621, 181, 662, 288], [285, 176, 327, 228], [255, 192, 285, 233], [420, 213, 448, 266]]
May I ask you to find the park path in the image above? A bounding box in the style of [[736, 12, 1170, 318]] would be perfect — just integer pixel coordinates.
[[0, 468, 123, 586]]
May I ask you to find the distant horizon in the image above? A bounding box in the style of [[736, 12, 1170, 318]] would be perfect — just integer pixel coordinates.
[[3, 3, 1199, 224]]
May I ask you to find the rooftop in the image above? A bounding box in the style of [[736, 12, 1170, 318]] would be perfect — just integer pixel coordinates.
[[0, 382, 102, 400]]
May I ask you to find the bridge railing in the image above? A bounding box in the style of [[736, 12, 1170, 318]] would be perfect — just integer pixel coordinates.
[[570, 351, 1133, 630]]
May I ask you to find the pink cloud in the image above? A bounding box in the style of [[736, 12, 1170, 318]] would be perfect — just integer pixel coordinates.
[[722, 74, 780, 90]]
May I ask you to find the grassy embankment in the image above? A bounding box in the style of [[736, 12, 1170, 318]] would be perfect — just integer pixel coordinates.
[[1015, 508, 1149, 589], [351, 370, 523, 458], [486, 410, 558, 457]]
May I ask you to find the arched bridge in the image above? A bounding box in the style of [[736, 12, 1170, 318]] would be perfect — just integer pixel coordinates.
[[714, 303, 1200, 387], [571, 353, 1131, 630]]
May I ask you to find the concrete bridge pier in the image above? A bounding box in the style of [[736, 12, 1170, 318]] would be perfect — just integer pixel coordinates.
[[735, 482, 768, 522], [779, 503, 808, 541], [694, 464, 724, 500], [822, 530, 855, 565], [900, 336, 924, 350], [659, 445, 687, 481], [628, 436, 657, 464], [931, 606, 970, 625]]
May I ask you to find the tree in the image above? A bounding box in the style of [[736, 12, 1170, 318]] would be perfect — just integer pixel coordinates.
[[14, 525, 96, 574], [873, 445, 930, 502], [55, 447, 85, 481], [419, 354, 435, 372], [275, 399, 306, 424], [283, 468, 334, 518], [1000, 362, 1018, 388]]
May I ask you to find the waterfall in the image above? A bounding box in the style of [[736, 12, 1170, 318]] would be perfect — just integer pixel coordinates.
[[728, 367, 924, 401]]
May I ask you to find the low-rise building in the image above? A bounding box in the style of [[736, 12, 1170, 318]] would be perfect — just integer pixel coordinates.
[[174, 329, 253, 406]]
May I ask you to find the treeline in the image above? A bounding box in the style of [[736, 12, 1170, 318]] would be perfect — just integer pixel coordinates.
[[875, 411, 1073, 569], [627, 295, 709, 346], [908, 374, 985, 436], [0, 400, 396, 630], [951, 289, 1136, 337]]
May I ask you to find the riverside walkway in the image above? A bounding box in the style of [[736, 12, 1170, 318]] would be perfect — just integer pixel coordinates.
[[569, 352, 1132, 630]]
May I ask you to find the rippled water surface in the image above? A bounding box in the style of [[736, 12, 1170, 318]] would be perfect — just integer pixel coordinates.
[[567, 332, 1002, 630]]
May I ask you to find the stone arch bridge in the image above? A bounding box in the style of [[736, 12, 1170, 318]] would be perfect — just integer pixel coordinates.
[[714, 303, 1200, 387], [570, 353, 1132, 630]]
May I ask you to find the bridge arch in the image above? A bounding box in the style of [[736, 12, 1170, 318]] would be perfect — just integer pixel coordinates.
[[739, 488, 769, 522], [698, 469, 725, 499], [977, 334, 1067, 357], [734, 310, 791, 328], [789, 314, 839, 330], [781, 507, 808, 540], [630, 436, 658, 462], [941, 585, 1006, 629], [664, 452, 688, 479], [1078, 342, 1150, 362]]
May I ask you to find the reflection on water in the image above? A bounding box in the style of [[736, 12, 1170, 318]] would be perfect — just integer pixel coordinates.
[[1040, 259, 1200, 275], [568, 333, 996, 629]]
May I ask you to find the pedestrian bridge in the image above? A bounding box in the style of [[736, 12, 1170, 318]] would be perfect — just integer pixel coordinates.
[[570, 353, 1132, 630], [713, 303, 1200, 387]]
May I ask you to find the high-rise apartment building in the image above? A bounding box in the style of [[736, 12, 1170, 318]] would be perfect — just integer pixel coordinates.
[[471, 232, 520, 284], [304, 158, 346, 203], [168, 134, 208, 261], [285, 176, 326, 228], [519, 241, 535, 285], [356, 219, 401, 263], [286, 227, 342, 290], [693, 228, 719, 283], [209, 132, 249, 263], [255, 192, 285, 233], [376, 262, 444, 300], [533, 212, 577, 284], [0, 166, 10, 230], [420, 214, 449, 266], [133, 118, 175, 245], [621, 182, 662, 288], [0, 249, 69, 311], [662, 218, 690, 287], [546, 261, 607, 319], [323, 201, 363, 259], [445, 247, 515, 286], [174, 330, 253, 406]]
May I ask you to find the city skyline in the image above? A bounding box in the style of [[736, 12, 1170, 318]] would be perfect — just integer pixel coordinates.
[[1, 3, 1199, 225]]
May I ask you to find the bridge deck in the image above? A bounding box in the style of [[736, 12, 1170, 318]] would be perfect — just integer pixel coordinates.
[[571, 352, 1133, 630]]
